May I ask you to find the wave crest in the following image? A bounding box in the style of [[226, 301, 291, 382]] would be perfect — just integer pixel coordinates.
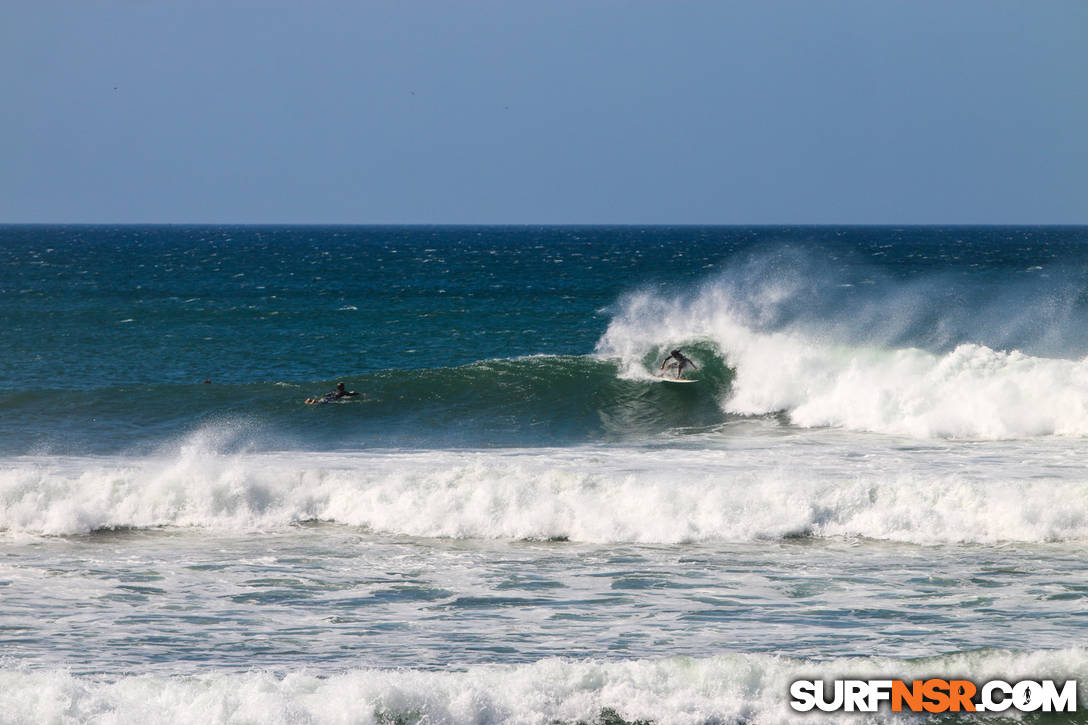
[[597, 275, 1088, 439], [2, 648, 1086, 724], [4, 443, 1088, 543]]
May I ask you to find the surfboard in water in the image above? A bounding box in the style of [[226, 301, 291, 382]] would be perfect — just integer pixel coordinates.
[[655, 375, 698, 384]]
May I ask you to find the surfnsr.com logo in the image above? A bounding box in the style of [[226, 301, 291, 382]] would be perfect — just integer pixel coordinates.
[[789, 678, 1077, 713]]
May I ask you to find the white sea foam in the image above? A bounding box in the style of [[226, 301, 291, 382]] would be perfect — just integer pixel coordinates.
[[597, 283, 1088, 439], [1, 648, 1085, 724], [3, 435, 1087, 543]]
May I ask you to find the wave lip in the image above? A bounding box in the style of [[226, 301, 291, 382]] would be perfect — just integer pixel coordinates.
[[0, 353, 735, 454], [596, 272, 1088, 440], [5, 443, 1088, 544], [2, 648, 1086, 724]]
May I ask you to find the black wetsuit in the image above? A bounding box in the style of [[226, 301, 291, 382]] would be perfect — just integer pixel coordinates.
[[317, 388, 358, 403], [662, 350, 696, 377], [670, 352, 693, 368]]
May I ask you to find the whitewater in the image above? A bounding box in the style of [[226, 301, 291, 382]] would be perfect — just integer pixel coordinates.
[[4, 432, 1088, 544], [598, 246, 1088, 441], [6, 649, 1088, 724], [4, 225, 1088, 724]]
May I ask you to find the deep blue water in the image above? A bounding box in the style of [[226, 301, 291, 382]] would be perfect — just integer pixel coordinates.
[[5, 226, 1088, 723], [2, 225, 1087, 454]]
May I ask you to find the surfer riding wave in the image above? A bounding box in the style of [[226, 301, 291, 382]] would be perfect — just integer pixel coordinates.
[[659, 349, 697, 379]]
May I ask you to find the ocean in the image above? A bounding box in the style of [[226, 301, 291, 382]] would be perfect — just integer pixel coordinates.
[[2, 224, 1088, 723]]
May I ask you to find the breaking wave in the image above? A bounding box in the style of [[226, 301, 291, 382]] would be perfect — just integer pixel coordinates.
[[3, 435, 1087, 543], [2, 648, 1085, 724], [597, 250, 1088, 439]]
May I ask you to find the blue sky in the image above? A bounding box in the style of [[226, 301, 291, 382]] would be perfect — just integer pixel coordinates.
[[2, 1, 1085, 224]]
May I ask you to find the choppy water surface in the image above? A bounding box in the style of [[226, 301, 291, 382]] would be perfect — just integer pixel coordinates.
[[3, 225, 1088, 723]]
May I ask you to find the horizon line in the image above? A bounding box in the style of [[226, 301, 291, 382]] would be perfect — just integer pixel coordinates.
[[3, 221, 1087, 228]]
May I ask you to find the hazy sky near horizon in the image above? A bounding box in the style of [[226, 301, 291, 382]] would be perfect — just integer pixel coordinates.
[[2, 1, 1085, 224]]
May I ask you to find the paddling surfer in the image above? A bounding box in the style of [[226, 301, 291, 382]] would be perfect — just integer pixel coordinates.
[[306, 382, 359, 404]]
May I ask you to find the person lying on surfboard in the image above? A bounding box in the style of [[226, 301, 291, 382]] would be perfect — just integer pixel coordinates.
[[306, 382, 359, 405], [660, 349, 697, 379]]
